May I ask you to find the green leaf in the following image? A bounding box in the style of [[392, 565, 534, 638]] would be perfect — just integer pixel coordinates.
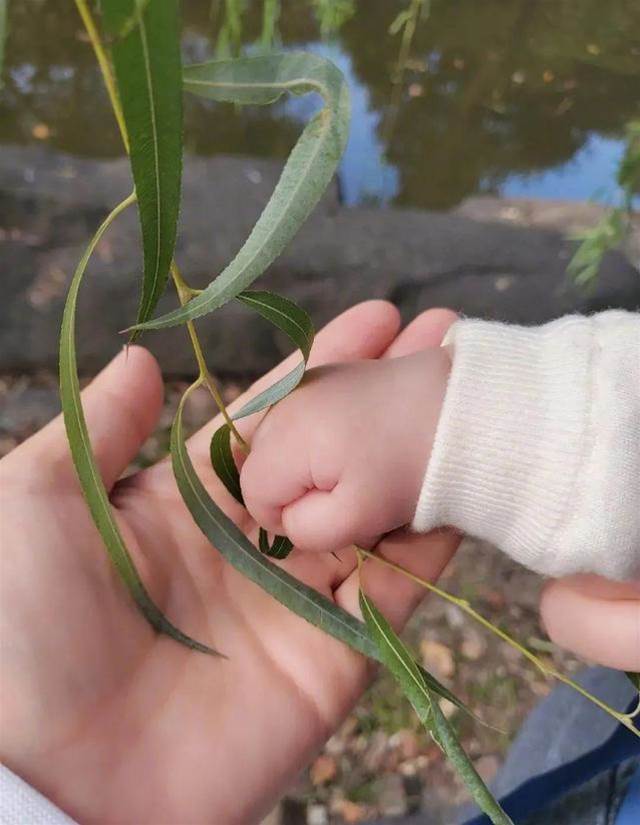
[[259, 529, 294, 559], [209, 293, 312, 552], [173, 398, 374, 653], [389, 9, 411, 35], [233, 290, 314, 419], [171, 403, 473, 713], [626, 673, 640, 717], [360, 589, 514, 825], [59, 191, 217, 657], [131, 52, 350, 332], [101, 0, 183, 331], [210, 423, 244, 505], [359, 586, 438, 737], [0, 1, 6, 89]]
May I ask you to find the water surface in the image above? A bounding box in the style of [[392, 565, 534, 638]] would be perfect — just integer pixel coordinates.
[[2, 0, 639, 209]]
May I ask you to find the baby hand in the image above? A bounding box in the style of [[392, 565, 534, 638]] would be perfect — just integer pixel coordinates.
[[240, 348, 451, 554]]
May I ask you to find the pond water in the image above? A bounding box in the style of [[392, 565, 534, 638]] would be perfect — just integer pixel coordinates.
[[2, 0, 639, 210]]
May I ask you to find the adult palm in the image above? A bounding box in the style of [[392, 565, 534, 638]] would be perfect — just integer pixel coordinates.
[[0, 301, 459, 825]]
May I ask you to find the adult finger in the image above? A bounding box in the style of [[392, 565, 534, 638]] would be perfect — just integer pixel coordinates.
[[540, 574, 640, 671], [383, 308, 459, 359], [7, 346, 164, 491], [333, 307, 461, 627], [186, 300, 402, 456]]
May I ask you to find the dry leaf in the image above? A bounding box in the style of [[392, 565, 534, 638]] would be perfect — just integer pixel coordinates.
[[310, 754, 337, 785]]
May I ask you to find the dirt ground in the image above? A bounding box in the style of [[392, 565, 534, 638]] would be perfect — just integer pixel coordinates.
[[0, 372, 585, 824]]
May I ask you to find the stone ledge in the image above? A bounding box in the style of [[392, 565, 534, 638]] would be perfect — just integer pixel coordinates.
[[1, 146, 638, 376]]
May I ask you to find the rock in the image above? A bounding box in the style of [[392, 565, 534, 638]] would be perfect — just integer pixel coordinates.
[[362, 731, 389, 773], [388, 729, 420, 761], [444, 604, 465, 630], [460, 627, 487, 661], [479, 588, 507, 611], [310, 755, 338, 786], [0, 380, 60, 439], [420, 639, 455, 680], [332, 800, 368, 824], [307, 804, 328, 825], [377, 774, 407, 816], [2, 146, 638, 378]]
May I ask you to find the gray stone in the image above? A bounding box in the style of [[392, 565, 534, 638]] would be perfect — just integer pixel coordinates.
[[1, 146, 638, 378]]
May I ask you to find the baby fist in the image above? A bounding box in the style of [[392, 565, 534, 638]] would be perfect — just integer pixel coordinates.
[[240, 348, 450, 554]]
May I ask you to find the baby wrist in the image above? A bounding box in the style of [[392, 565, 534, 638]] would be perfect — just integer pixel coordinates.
[[412, 312, 640, 580]]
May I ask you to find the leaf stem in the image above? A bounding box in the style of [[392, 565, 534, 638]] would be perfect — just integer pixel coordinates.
[[356, 547, 639, 736], [171, 262, 249, 453], [73, 0, 130, 153]]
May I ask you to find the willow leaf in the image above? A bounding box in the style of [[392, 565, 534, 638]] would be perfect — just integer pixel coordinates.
[[627, 672, 640, 693], [0, 1, 6, 88], [172, 404, 473, 712], [360, 589, 513, 825], [210, 423, 244, 505], [234, 290, 314, 419], [131, 52, 350, 332], [59, 192, 216, 656], [259, 529, 294, 559], [173, 398, 374, 653], [101, 0, 183, 330], [359, 587, 438, 737]]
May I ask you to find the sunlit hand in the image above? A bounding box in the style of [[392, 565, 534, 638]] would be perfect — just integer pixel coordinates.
[[0, 301, 460, 825]]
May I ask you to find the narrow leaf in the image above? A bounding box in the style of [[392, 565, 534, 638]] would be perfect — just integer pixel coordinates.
[[259, 529, 294, 559], [360, 589, 513, 825], [233, 290, 314, 419], [0, 0, 6, 88], [389, 9, 411, 35], [238, 291, 314, 360], [626, 672, 640, 693], [359, 588, 439, 738], [210, 423, 244, 505], [131, 52, 350, 331], [173, 399, 374, 653], [171, 404, 473, 713], [210, 292, 311, 556], [101, 0, 183, 330], [59, 191, 217, 656]]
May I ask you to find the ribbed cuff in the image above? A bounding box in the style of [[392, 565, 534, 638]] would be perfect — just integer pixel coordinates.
[[0, 765, 76, 825], [412, 312, 640, 578]]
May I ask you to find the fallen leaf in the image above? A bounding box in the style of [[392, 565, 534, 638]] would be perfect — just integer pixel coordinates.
[[32, 123, 51, 140], [334, 800, 368, 823], [310, 754, 337, 785], [461, 628, 487, 661]]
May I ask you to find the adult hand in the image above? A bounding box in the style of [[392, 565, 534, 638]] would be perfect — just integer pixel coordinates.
[[0, 301, 460, 825], [541, 575, 640, 672]]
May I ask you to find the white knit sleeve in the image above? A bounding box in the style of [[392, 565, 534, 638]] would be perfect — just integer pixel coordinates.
[[0, 765, 76, 825], [412, 311, 640, 580]]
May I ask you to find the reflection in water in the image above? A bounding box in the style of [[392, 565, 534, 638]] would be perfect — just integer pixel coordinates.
[[1, 0, 638, 210]]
